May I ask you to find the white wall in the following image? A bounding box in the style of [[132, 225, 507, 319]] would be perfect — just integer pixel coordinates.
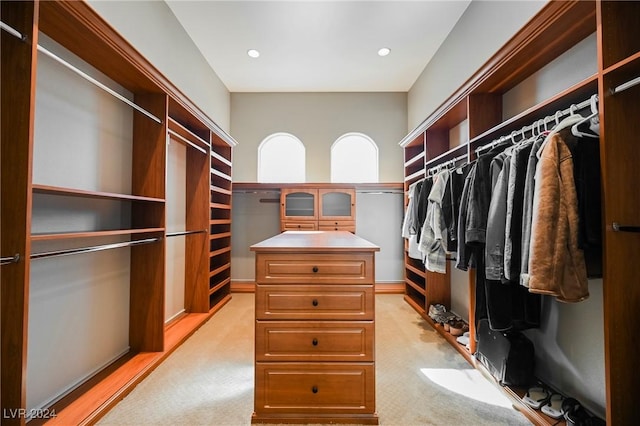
[[230, 92, 407, 182], [87, 0, 231, 132], [408, 0, 546, 130]]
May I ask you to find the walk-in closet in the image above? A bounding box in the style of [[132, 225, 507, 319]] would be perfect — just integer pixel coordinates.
[[2, 1, 638, 425]]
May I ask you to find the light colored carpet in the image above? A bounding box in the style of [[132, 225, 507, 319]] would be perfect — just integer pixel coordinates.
[[98, 293, 532, 426]]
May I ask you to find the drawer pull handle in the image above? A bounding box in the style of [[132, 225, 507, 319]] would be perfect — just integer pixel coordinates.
[[312, 338, 318, 346], [312, 386, 318, 394], [312, 266, 319, 273], [312, 299, 319, 307]]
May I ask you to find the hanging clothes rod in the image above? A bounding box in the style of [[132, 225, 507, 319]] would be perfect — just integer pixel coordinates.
[[36, 45, 163, 124], [0, 254, 21, 266], [427, 154, 468, 175], [612, 75, 640, 95], [166, 230, 207, 237], [1, 20, 26, 41], [476, 94, 598, 155], [31, 237, 161, 260]]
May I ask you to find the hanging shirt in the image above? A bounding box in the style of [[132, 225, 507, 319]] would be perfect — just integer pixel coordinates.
[[419, 169, 450, 274]]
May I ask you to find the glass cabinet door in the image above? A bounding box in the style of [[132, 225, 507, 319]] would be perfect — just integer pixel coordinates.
[[319, 189, 355, 220], [282, 189, 317, 219]]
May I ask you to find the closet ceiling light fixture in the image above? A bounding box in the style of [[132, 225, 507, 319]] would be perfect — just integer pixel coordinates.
[[378, 47, 391, 57], [247, 49, 260, 58]]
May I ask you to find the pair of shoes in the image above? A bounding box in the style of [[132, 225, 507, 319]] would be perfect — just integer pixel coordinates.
[[448, 319, 468, 336], [456, 331, 470, 347], [428, 304, 456, 325], [541, 393, 566, 419], [522, 386, 551, 410], [562, 398, 605, 426]]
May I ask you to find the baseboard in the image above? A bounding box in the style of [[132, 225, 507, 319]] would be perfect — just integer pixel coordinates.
[[231, 280, 404, 294]]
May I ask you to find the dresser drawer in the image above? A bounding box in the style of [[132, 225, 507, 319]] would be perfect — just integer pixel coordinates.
[[318, 224, 356, 232], [256, 321, 374, 362], [255, 285, 374, 320], [255, 253, 374, 284], [254, 363, 375, 415], [281, 221, 317, 231]]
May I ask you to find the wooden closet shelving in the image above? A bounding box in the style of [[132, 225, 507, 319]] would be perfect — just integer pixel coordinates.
[[1, 1, 236, 424], [401, 1, 639, 424]]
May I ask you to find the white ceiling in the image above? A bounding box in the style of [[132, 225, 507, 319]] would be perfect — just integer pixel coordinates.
[[165, 0, 471, 92]]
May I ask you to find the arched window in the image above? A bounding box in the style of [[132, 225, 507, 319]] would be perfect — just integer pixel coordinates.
[[258, 133, 305, 183], [331, 133, 378, 183]]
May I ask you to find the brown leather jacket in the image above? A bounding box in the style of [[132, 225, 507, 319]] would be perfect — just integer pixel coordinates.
[[526, 132, 589, 303]]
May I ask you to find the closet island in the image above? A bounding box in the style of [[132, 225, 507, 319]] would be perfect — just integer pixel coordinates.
[[250, 231, 379, 424]]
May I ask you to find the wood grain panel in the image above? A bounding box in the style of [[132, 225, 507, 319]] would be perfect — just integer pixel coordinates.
[[1, 2, 38, 423], [185, 141, 210, 313]]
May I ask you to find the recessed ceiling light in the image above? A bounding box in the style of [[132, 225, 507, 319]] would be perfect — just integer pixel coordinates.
[[247, 49, 260, 58], [378, 47, 391, 57]]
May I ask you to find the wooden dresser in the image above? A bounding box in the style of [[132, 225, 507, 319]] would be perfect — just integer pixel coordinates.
[[250, 231, 379, 424]]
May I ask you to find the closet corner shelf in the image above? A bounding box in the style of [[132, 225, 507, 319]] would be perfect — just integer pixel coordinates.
[[405, 262, 427, 279], [211, 185, 232, 195], [404, 169, 425, 183], [404, 151, 426, 168], [210, 232, 232, 240], [211, 150, 232, 167], [210, 202, 231, 210], [210, 247, 231, 257], [32, 184, 165, 203], [211, 168, 232, 181], [209, 278, 231, 295], [405, 279, 426, 296], [210, 219, 231, 225], [210, 263, 231, 278], [31, 228, 165, 241]]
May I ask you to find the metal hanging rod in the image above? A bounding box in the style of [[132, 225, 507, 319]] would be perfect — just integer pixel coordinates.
[[427, 154, 468, 176], [0, 254, 21, 266], [31, 237, 161, 260], [36, 45, 163, 124], [612, 75, 640, 95], [166, 230, 207, 237], [612, 222, 640, 233], [476, 94, 597, 155], [1, 20, 26, 41]]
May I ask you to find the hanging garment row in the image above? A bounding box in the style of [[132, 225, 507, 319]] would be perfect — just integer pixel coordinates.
[[402, 94, 603, 332]]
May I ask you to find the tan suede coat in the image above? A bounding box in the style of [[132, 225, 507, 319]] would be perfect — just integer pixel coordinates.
[[527, 132, 589, 302]]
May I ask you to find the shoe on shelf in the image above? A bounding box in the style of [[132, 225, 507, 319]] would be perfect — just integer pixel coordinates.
[[541, 393, 566, 419], [522, 386, 551, 410]]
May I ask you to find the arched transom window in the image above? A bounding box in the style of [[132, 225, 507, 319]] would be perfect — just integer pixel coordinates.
[[257, 132, 305, 183], [331, 132, 378, 183]]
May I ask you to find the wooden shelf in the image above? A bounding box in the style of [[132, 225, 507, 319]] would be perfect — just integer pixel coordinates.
[[404, 151, 425, 168], [210, 219, 231, 225], [210, 246, 231, 257], [210, 202, 231, 210], [405, 278, 426, 296], [424, 144, 468, 169], [209, 263, 231, 278], [209, 277, 231, 295], [31, 228, 164, 241], [211, 168, 232, 181], [403, 294, 425, 315], [32, 184, 165, 203], [210, 232, 232, 240], [168, 116, 210, 150], [405, 262, 426, 278], [211, 185, 232, 195], [211, 150, 232, 167]]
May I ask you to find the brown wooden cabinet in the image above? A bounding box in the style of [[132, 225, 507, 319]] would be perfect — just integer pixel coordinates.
[[251, 231, 379, 424], [280, 187, 355, 232]]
